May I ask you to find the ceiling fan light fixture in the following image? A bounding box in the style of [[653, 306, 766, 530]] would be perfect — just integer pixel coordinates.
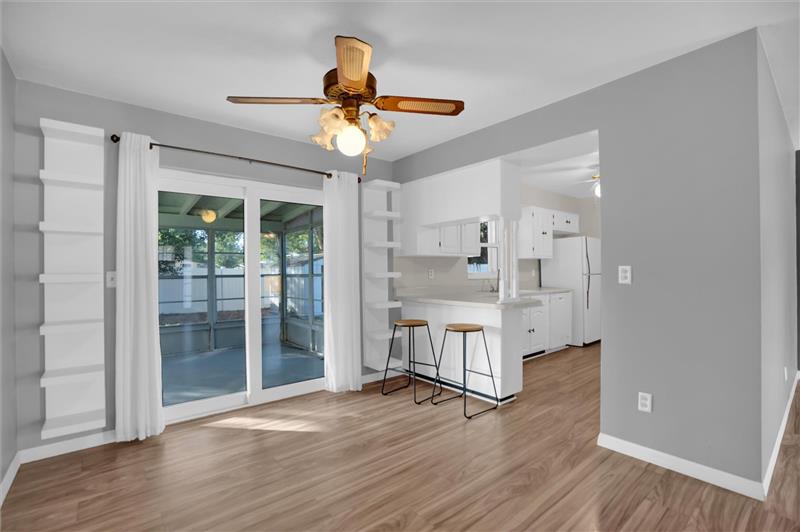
[[336, 123, 367, 157], [367, 113, 395, 142]]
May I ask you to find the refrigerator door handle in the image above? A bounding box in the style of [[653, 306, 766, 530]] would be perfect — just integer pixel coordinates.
[[586, 273, 590, 309], [584, 236, 590, 275]]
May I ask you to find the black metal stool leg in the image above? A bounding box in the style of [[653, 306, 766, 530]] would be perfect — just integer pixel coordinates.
[[464, 329, 500, 419], [426, 325, 443, 399], [431, 330, 464, 405], [381, 325, 410, 395]]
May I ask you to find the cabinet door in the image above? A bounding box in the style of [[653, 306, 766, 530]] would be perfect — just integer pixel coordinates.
[[553, 211, 580, 234], [520, 306, 532, 356], [563, 212, 580, 233], [438, 224, 461, 254], [532, 208, 553, 259], [518, 206, 536, 259], [529, 299, 549, 354], [548, 293, 572, 349], [461, 222, 481, 256]]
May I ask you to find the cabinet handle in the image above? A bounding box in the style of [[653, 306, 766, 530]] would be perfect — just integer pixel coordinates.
[[542, 232, 547, 236]]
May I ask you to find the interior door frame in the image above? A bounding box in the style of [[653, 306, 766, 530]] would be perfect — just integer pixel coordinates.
[[157, 167, 325, 423]]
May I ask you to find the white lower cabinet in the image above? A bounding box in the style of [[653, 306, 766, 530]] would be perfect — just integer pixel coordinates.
[[521, 296, 549, 356], [548, 292, 572, 349], [521, 292, 572, 357]]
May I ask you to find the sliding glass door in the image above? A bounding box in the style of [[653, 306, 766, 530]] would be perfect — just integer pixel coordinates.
[[155, 170, 325, 417], [260, 200, 324, 389], [157, 192, 247, 406]]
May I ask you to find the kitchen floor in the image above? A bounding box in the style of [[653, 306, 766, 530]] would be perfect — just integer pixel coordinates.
[[3, 344, 799, 531]]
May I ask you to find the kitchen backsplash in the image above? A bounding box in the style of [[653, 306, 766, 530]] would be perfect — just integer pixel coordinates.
[[392, 255, 541, 296]]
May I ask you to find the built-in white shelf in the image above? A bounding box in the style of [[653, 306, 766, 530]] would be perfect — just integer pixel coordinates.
[[366, 241, 401, 249], [368, 329, 403, 341], [40, 319, 104, 336], [39, 221, 103, 235], [39, 273, 103, 284], [365, 210, 401, 221], [367, 300, 402, 310], [39, 118, 106, 440], [41, 409, 106, 440], [366, 272, 402, 279], [39, 169, 103, 190], [41, 364, 105, 387], [363, 179, 401, 191], [40, 118, 104, 146]]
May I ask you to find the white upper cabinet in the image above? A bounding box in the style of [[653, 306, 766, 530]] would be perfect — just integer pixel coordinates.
[[553, 211, 580, 234], [438, 224, 461, 254], [519, 206, 554, 259], [396, 158, 520, 257], [460, 222, 481, 256]]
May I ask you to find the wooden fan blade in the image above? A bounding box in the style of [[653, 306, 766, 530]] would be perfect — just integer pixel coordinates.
[[335, 36, 373, 92], [372, 96, 464, 116], [227, 96, 329, 105]]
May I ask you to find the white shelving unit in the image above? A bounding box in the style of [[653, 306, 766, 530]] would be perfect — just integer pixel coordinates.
[[38, 118, 106, 440], [361, 179, 403, 372]]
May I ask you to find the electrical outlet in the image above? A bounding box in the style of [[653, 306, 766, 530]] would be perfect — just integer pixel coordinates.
[[427, 268, 435, 280], [618, 265, 632, 285], [532, 269, 537, 278], [638, 392, 652, 413], [106, 271, 117, 288]]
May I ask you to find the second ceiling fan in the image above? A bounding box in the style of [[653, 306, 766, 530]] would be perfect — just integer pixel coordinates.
[[227, 35, 465, 171]]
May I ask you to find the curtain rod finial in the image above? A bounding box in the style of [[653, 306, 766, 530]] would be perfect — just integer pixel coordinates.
[[110, 134, 120, 143]]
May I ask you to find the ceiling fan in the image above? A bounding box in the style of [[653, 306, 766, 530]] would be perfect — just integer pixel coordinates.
[[227, 35, 465, 172], [579, 174, 602, 198]]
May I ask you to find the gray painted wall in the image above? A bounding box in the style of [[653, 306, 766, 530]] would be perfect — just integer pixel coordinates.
[[13, 80, 392, 450], [394, 30, 783, 482], [757, 39, 798, 476], [1, 50, 18, 478]]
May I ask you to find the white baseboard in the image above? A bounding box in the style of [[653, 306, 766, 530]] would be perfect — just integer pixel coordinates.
[[0, 452, 21, 508], [763, 371, 800, 496], [18, 430, 116, 464], [1, 430, 116, 509], [361, 371, 385, 385], [597, 432, 765, 500]]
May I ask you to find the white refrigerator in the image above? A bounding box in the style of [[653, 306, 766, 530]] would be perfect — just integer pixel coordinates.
[[541, 236, 601, 345]]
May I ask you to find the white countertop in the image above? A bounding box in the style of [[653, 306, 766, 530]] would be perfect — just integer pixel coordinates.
[[397, 287, 571, 309]]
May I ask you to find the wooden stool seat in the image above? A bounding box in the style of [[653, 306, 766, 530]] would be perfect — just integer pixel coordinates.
[[394, 319, 428, 328], [445, 323, 483, 333]]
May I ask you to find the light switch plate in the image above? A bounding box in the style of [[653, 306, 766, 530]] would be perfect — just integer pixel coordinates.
[[427, 268, 435, 280], [106, 271, 117, 288], [618, 265, 632, 285], [638, 392, 652, 413]]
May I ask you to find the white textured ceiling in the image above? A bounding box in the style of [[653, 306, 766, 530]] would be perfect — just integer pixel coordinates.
[[505, 131, 600, 198], [3, 2, 798, 161]]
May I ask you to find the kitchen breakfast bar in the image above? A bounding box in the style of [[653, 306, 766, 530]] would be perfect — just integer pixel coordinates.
[[394, 290, 569, 403]]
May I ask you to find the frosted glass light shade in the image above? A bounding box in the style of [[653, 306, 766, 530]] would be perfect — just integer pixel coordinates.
[[593, 181, 602, 198], [336, 125, 367, 157]]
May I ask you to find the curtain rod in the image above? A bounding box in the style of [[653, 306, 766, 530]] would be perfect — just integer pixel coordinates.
[[109, 134, 336, 179]]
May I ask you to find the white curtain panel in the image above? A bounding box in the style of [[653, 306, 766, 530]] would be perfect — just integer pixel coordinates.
[[323, 171, 363, 392], [115, 133, 165, 441]]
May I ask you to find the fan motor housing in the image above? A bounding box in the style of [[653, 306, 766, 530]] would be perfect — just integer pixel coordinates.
[[323, 68, 377, 102]]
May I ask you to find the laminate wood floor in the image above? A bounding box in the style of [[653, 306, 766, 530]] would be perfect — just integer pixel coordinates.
[[3, 344, 800, 531]]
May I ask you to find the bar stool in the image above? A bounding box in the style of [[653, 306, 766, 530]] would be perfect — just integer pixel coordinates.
[[381, 319, 443, 404], [431, 323, 500, 419]]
